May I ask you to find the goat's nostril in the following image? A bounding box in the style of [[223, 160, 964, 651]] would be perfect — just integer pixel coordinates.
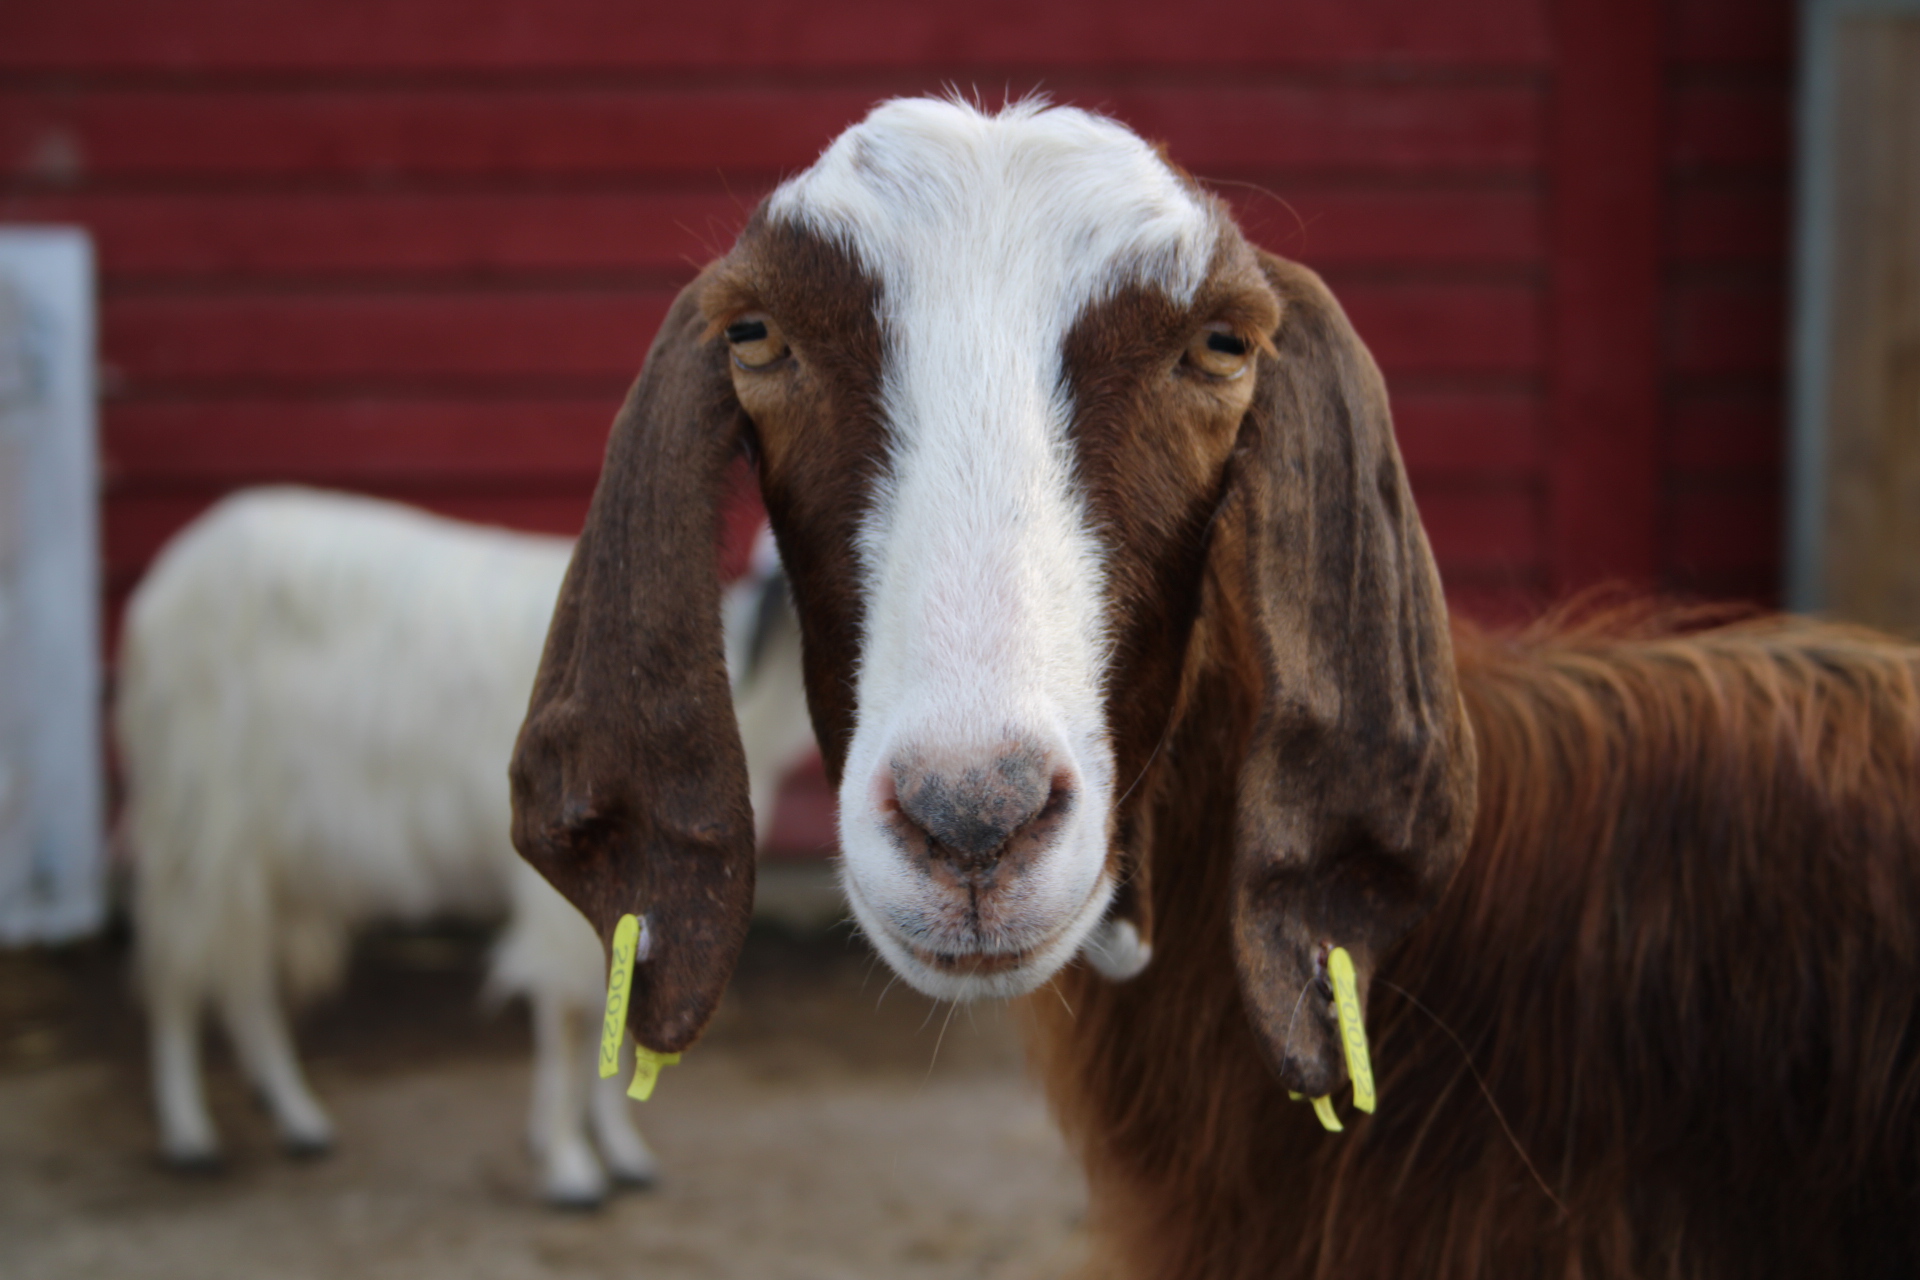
[[874, 767, 903, 817], [889, 744, 1071, 867], [1039, 770, 1074, 822]]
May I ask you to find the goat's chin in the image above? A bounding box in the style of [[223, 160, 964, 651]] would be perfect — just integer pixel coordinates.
[[839, 867, 1115, 1003]]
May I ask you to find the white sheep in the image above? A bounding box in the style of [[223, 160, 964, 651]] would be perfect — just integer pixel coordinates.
[[117, 485, 814, 1206]]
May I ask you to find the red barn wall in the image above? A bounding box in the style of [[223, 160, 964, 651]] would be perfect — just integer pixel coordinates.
[[1662, 0, 1791, 604], [1, 0, 1791, 630]]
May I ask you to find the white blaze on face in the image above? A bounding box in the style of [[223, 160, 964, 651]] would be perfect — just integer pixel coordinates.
[[770, 99, 1215, 999]]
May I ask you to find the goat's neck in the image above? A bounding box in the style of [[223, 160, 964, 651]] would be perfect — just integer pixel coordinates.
[[1026, 651, 1325, 1280]]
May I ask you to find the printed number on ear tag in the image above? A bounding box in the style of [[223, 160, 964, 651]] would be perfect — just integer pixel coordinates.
[[599, 915, 683, 1102], [627, 1045, 682, 1102], [599, 915, 640, 1079], [1327, 947, 1376, 1114]]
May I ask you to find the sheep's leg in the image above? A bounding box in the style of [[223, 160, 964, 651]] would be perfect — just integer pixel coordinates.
[[214, 971, 334, 1157], [590, 1034, 660, 1188], [528, 990, 608, 1208], [150, 985, 223, 1169]]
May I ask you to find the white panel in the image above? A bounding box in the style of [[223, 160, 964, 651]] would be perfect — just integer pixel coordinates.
[[0, 227, 104, 944], [1788, 0, 1920, 610]]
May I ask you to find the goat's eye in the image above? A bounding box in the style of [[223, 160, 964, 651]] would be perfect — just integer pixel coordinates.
[[1185, 322, 1255, 381], [726, 312, 790, 371]]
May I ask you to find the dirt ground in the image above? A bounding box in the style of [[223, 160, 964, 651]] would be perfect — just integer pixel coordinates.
[[0, 886, 1088, 1280]]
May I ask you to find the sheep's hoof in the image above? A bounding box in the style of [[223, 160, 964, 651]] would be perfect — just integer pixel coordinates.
[[540, 1141, 614, 1210], [544, 1185, 608, 1213], [608, 1165, 659, 1193], [281, 1133, 335, 1161], [160, 1146, 226, 1176]]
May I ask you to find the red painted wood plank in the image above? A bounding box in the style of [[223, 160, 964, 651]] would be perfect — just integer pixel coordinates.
[[1665, 277, 1784, 376], [101, 397, 620, 486], [101, 280, 1541, 390], [0, 88, 871, 183], [1333, 281, 1543, 375], [1410, 487, 1540, 574], [3, 191, 756, 282], [1666, 82, 1790, 171], [1663, 568, 1777, 607], [1104, 86, 1543, 174], [1668, 0, 1793, 66], [1667, 484, 1779, 574], [1547, 0, 1664, 592], [1666, 182, 1787, 262], [7, 186, 1541, 283], [2, 84, 1543, 186], [1667, 391, 1782, 474], [1230, 185, 1545, 269], [103, 290, 674, 388], [1392, 389, 1542, 479], [0, 0, 1554, 74]]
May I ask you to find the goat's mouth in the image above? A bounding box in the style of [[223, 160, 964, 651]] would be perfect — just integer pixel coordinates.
[[900, 940, 1036, 977], [839, 862, 1115, 1001]]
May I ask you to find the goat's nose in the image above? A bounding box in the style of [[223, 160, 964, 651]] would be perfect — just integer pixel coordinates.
[[887, 743, 1072, 874]]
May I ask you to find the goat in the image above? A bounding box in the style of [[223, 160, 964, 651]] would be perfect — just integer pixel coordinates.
[[508, 97, 1920, 1275], [118, 486, 813, 1206]]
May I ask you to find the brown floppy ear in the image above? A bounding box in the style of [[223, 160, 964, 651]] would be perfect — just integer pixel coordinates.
[[1223, 253, 1479, 1099], [510, 267, 755, 1055]]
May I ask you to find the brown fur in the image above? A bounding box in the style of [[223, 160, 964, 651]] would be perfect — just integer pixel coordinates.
[[1060, 241, 1280, 951], [1029, 598, 1920, 1279], [1220, 252, 1477, 1097], [510, 268, 757, 1053], [510, 216, 891, 1052], [703, 215, 891, 780]]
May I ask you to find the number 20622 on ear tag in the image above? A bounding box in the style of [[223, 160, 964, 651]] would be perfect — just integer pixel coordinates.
[[599, 914, 683, 1101], [1327, 947, 1376, 1114], [599, 915, 640, 1080]]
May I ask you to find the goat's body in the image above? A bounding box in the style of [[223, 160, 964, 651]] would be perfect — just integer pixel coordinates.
[[1032, 609, 1920, 1280], [123, 491, 561, 999], [120, 488, 810, 1201], [497, 98, 1918, 1270]]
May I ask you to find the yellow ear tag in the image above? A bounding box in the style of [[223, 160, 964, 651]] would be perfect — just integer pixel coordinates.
[[1327, 947, 1376, 1114], [627, 1045, 682, 1102], [1310, 1095, 1343, 1132], [599, 914, 640, 1080]]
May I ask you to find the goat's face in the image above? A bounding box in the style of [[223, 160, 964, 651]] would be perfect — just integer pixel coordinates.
[[703, 103, 1277, 999], [512, 99, 1476, 1097]]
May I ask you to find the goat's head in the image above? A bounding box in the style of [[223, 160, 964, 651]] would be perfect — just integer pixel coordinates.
[[511, 98, 1477, 1098]]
